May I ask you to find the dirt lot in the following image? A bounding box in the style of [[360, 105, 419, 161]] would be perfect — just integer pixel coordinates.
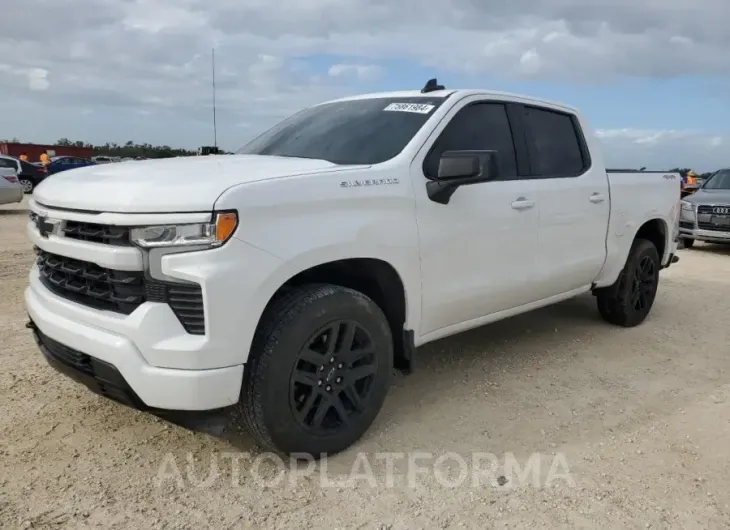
[[2, 197, 730, 529]]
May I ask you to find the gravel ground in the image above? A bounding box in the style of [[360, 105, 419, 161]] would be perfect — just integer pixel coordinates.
[[2, 196, 730, 529]]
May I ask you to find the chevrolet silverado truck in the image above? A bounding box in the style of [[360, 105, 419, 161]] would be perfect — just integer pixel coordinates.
[[25, 80, 680, 457], [679, 168, 730, 248]]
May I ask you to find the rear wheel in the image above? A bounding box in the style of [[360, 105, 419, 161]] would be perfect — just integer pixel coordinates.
[[19, 179, 34, 193], [682, 238, 695, 249], [596, 238, 660, 327], [236, 284, 393, 457]]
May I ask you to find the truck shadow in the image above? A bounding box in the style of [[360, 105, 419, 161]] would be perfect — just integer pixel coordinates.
[[165, 293, 610, 452]]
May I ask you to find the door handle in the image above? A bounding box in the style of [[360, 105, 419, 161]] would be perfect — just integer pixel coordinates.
[[589, 193, 605, 203], [511, 198, 535, 210]]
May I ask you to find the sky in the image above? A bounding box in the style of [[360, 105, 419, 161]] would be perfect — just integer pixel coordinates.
[[0, 0, 729, 172]]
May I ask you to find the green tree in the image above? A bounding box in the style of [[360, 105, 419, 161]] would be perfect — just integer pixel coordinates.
[[52, 138, 199, 159]]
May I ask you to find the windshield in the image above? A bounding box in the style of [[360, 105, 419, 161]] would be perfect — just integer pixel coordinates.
[[702, 169, 730, 190], [236, 97, 445, 165]]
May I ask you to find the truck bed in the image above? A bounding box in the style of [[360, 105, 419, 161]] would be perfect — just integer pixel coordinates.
[[596, 170, 680, 287]]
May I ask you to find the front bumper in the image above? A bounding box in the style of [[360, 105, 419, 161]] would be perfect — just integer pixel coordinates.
[[679, 226, 730, 243], [25, 271, 244, 411]]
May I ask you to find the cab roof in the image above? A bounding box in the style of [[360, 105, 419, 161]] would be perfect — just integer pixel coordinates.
[[327, 88, 579, 114]]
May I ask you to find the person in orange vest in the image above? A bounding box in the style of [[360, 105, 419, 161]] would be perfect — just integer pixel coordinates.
[[686, 170, 697, 187], [19, 152, 28, 162], [40, 152, 50, 165]]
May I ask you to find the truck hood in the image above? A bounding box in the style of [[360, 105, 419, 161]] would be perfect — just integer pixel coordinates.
[[684, 188, 730, 204], [33, 155, 361, 213]]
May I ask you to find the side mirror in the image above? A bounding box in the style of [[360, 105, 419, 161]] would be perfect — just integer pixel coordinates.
[[428, 150, 500, 204], [437, 150, 499, 182]]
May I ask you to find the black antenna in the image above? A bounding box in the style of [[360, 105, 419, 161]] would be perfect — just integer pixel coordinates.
[[421, 78, 445, 93], [212, 48, 217, 148]]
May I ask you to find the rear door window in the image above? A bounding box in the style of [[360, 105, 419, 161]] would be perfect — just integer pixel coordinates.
[[522, 106, 588, 177]]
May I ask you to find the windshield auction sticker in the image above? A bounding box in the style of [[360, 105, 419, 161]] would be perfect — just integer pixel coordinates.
[[383, 102, 435, 114]]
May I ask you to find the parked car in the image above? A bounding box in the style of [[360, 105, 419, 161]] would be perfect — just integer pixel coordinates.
[[46, 156, 96, 174], [679, 168, 730, 248], [91, 156, 115, 164], [26, 81, 680, 457], [0, 154, 48, 193], [0, 167, 23, 205]]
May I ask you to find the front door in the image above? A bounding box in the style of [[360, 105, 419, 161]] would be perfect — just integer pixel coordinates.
[[412, 98, 541, 336]]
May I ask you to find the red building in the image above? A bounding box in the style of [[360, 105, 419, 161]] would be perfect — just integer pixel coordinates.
[[0, 142, 93, 162]]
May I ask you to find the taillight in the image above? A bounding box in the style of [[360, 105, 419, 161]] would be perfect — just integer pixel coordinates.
[[2, 176, 19, 184]]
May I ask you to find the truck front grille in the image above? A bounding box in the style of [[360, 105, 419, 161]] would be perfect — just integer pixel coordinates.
[[28, 212, 131, 246], [36, 248, 145, 314], [62, 220, 131, 246], [35, 248, 206, 334]]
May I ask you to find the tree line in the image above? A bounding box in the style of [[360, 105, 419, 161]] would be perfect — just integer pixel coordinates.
[[1, 137, 229, 158], [54, 138, 200, 159]]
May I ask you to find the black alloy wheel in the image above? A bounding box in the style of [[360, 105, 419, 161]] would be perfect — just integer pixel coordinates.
[[236, 284, 393, 457], [290, 320, 377, 432], [595, 238, 660, 327], [630, 255, 657, 312]]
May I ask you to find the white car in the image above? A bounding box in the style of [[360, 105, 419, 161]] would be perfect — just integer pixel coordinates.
[[0, 167, 23, 205], [25, 81, 680, 456]]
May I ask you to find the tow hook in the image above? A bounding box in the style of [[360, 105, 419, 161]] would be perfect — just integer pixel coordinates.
[[25, 319, 36, 330], [671, 255, 679, 264]]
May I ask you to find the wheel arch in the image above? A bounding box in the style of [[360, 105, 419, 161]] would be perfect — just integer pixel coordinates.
[[594, 216, 671, 288], [634, 218, 668, 262], [255, 257, 415, 373]]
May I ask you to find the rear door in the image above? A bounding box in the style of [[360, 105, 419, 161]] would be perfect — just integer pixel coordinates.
[[520, 105, 610, 298]]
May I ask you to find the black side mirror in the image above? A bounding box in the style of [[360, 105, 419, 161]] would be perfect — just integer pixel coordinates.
[[428, 150, 500, 204], [438, 152, 480, 179]]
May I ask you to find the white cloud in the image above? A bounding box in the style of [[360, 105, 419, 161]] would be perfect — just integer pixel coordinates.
[[596, 129, 727, 171], [0, 0, 727, 170], [328, 63, 382, 81], [0, 64, 50, 91], [27, 68, 49, 91]]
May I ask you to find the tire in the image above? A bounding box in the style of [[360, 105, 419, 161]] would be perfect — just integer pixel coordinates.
[[595, 238, 660, 327], [236, 283, 393, 457], [682, 238, 695, 249], [19, 179, 34, 193]]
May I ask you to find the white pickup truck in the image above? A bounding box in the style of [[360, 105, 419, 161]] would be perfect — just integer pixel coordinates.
[[25, 80, 680, 457]]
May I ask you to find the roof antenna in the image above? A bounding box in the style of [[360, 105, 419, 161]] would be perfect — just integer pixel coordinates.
[[212, 48, 217, 149], [421, 78, 445, 93]]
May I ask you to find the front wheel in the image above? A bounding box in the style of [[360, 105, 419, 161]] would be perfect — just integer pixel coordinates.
[[19, 179, 34, 193], [682, 238, 695, 249], [236, 284, 393, 457], [596, 238, 660, 327]]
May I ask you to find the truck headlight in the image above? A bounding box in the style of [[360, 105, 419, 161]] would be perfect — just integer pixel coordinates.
[[130, 211, 238, 249], [680, 200, 694, 212]]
